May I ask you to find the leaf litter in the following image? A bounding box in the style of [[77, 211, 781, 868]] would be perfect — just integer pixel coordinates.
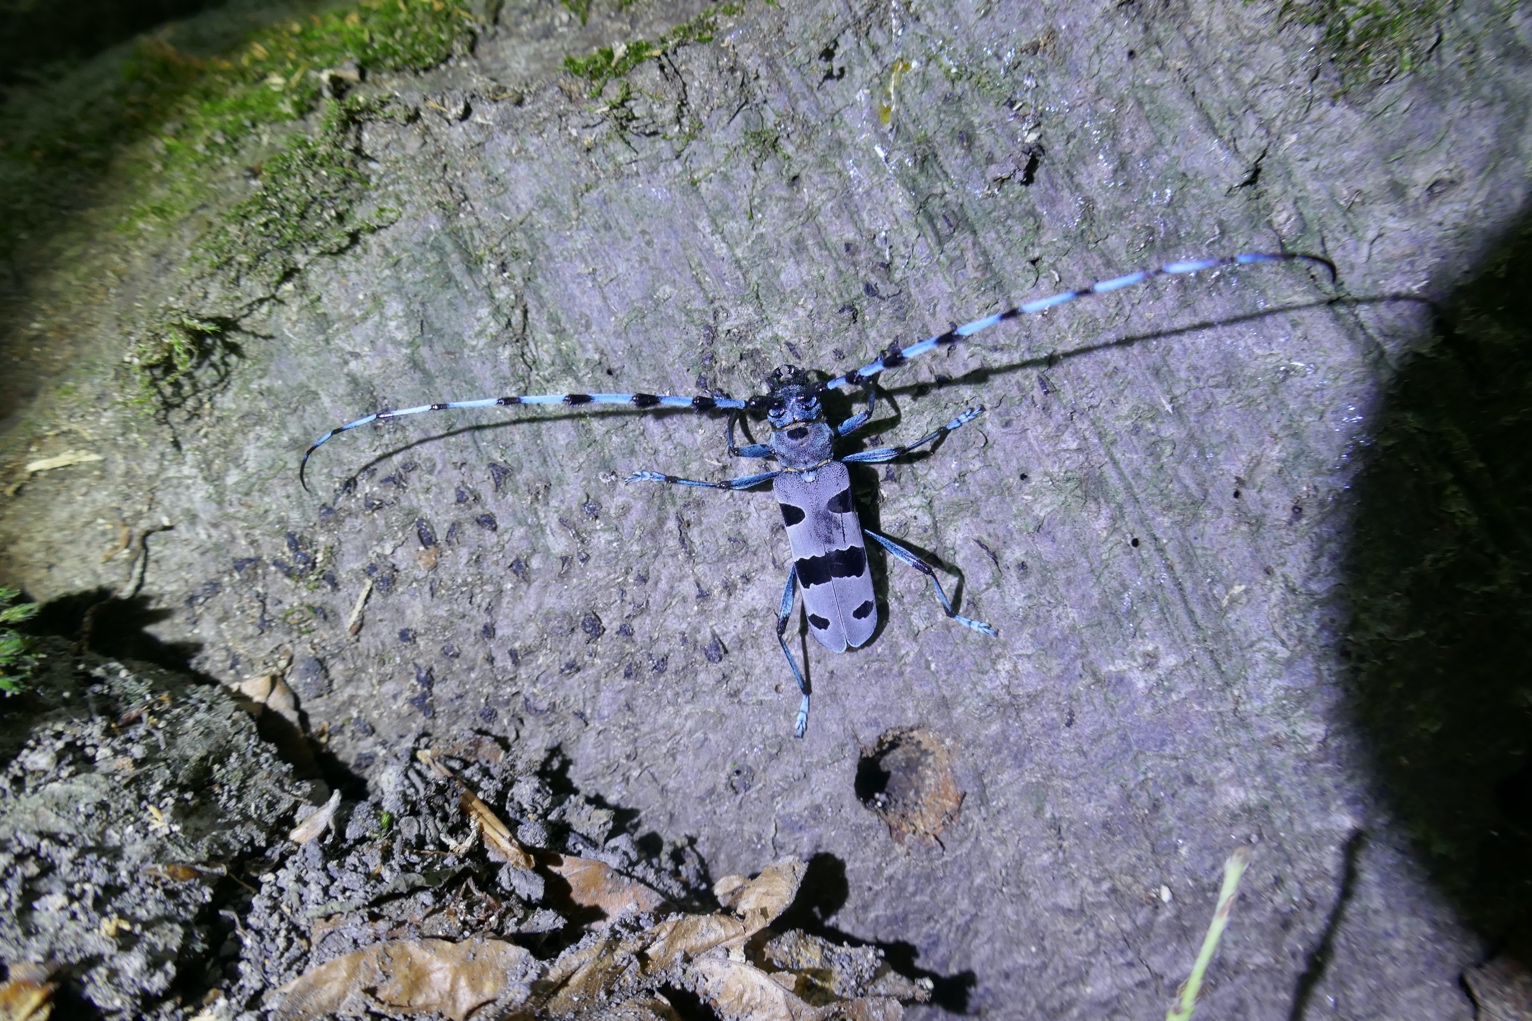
[[263, 747, 930, 1021]]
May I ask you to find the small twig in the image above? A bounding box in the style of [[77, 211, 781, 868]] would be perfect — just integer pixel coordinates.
[[346, 578, 373, 637], [118, 522, 174, 600], [79, 521, 172, 653]]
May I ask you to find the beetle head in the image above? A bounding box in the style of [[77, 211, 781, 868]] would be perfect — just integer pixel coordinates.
[[754, 365, 825, 428]]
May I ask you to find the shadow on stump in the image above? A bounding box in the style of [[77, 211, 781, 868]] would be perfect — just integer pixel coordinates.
[[1345, 217, 1532, 951]]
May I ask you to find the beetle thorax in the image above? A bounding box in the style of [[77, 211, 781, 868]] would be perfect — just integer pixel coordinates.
[[764, 377, 835, 470]]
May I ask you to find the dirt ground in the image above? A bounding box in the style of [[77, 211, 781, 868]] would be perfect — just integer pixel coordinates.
[[3, 0, 1532, 1017]]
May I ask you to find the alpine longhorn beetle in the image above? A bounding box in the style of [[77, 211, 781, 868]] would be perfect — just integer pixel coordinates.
[[301, 249, 1336, 736]]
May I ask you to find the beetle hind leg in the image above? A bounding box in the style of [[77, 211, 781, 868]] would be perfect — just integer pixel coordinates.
[[775, 567, 812, 737], [863, 528, 997, 636]]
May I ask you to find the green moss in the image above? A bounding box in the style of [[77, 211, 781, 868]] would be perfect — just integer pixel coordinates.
[[563, 2, 742, 96], [121, 0, 479, 228], [129, 94, 413, 403], [1, 0, 479, 257], [204, 97, 400, 278], [562, 0, 594, 25], [0, 588, 40, 696], [127, 311, 239, 411], [1, 0, 483, 411], [562, 0, 648, 25], [1269, 0, 1446, 83]]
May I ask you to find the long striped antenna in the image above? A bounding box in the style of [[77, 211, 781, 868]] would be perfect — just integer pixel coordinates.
[[299, 389, 748, 490], [300, 250, 1334, 490], [819, 250, 1336, 393]]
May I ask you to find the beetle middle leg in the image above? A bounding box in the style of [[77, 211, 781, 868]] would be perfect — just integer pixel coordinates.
[[841, 406, 984, 464]]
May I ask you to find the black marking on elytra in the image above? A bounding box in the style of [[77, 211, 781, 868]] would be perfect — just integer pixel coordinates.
[[834, 546, 868, 579], [298, 247, 1334, 737], [795, 554, 832, 588], [796, 547, 868, 588]]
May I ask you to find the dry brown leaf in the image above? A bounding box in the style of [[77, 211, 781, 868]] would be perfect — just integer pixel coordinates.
[[540, 914, 749, 1016], [569, 994, 683, 1020], [417, 750, 536, 868], [760, 931, 931, 1005], [262, 674, 300, 722], [717, 857, 806, 932], [692, 956, 909, 1021], [462, 790, 534, 868], [644, 912, 752, 960], [538, 935, 633, 1016], [416, 749, 452, 779], [820, 998, 907, 1021], [546, 853, 669, 920], [289, 790, 342, 844], [0, 964, 55, 1021], [24, 450, 102, 474], [271, 937, 536, 1021], [689, 956, 806, 1021], [714, 873, 748, 905], [141, 862, 226, 882]]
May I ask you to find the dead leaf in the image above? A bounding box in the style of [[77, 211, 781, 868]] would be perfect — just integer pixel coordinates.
[[714, 873, 748, 905], [239, 651, 298, 724], [715, 857, 806, 932], [24, 450, 102, 474], [417, 750, 536, 868], [289, 790, 342, 844], [688, 956, 804, 1021], [464, 791, 534, 868], [261, 676, 300, 724], [546, 853, 668, 920], [760, 931, 930, 1004], [265, 854, 926, 1021], [569, 995, 683, 1020], [142, 862, 226, 882], [0, 963, 55, 1021], [539, 914, 749, 1015], [538, 934, 634, 1015], [643, 912, 752, 959], [271, 937, 536, 1021], [692, 956, 911, 1021]]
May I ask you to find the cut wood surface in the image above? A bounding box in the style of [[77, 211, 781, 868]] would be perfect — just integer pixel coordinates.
[[3, 0, 1531, 1017]]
